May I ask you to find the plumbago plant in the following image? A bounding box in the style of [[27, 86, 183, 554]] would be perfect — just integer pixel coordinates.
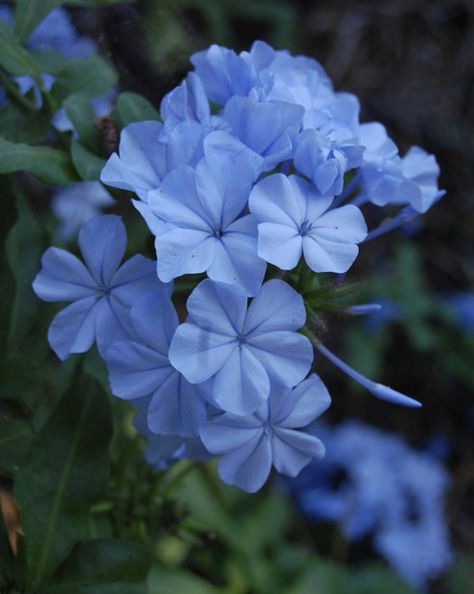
[[0, 3, 445, 593]]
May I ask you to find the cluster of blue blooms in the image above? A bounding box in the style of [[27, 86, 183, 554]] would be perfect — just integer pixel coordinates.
[[287, 421, 452, 589], [33, 41, 444, 492]]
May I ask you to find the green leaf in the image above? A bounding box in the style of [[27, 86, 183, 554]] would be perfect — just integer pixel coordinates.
[[115, 92, 159, 127], [0, 103, 51, 143], [52, 56, 117, 103], [0, 20, 40, 78], [64, 95, 99, 149], [71, 142, 105, 181], [0, 418, 33, 476], [14, 0, 64, 42], [148, 568, 224, 594], [0, 137, 78, 184], [65, 0, 138, 5], [5, 195, 43, 351], [43, 539, 152, 594], [14, 377, 113, 591]]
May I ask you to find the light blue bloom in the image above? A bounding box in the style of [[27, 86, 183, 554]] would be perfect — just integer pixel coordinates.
[[26, 8, 96, 58], [132, 397, 211, 467], [147, 154, 266, 295], [51, 181, 114, 241], [105, 292, 207, 438], [32, 215, 169, 360], [249, 173, 367, 273], [399, 146, 445, 213], [288, 420, 452, 588], [100, 119, 207, 203], [169, 279, 313, 415], [191, 44, 261, 105], [206, 96, 303, 174], [200, 374, 331, 493]]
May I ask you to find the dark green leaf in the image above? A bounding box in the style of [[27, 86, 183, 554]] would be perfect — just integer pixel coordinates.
[[0, 103, 51, 143], [14, 0, 64, 42], [43, 539, 152, 594], [31, 49, 71, 76], [64, 95, 99, 149], [115, 92, 159, 127], [5, 195, 43, 351], [148, 568, 223, 594], [0, 419, 33, 475], [15, 377, 113, 591], [71, 142, 105, 180], [0, 20, 40, 77], [52, 56, 117, 103], [0, 137, 78, 184], [65, 0, 138, 5]]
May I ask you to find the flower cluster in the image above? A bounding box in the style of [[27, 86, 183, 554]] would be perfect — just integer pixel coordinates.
[[33, 41, 444, 492], [287, 421, 452, 588]]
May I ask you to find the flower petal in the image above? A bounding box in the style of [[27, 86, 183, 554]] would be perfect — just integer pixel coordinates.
[[247, 331, 313, 387], [244, 279, 306, 334], [272, 428, 325, 476], [47, 296, 100, 360], [106, 340, 172, 399], [303, 235, 360, 273], [218, 432, 272, 493], [213, 346, 270, 414], [32, 247, 96, 302], [156, 228, 216, 282], [78, 215, 126, 286], [168, 322, 237, 383], [272, 373, 331, 427], [130, 292, 178, 353], [186, 279, 247, 335], [148, 373, 207, 437], [256, 222, 302, 270]]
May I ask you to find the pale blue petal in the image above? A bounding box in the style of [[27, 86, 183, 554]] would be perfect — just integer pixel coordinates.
[[32, 247, 96, 302], [145, 434, 184, 466], [244, 279, 306, 334], [247, 331, 313, 387], [106, 340, 172, 399], [78, 215, 126, 286], [168, 322, 237, 383], [208, 218, 266, 296], [110, 254, 168, 304], [185, 279, 247, 335], [47, 296, 100, 360], [204, 130, 264, 178], [213, 346, 270, 414], [131, 292, 178, 352], [156, 228, 216, 282], [249, 173, 306, 227], [272, 374, 332, 427], [165, 120, 207, 170], [303, 235, 360, 274], [200, 418, 262, 453], [95, 297, 134, 356], [272, 429, 325, 475], [218, 432, 272, 493], [312, 205, 367, 243], [149, 165, 212, 230], [160, 72, 210, 128], [132, 200, 167, 236], [256, 222, 302, 270], [100, 121, 165, 197], [148, 373, 207, 437]]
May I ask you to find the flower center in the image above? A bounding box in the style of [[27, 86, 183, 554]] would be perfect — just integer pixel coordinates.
[[298, 220, 312, 236], [96, 285, 111, 297], [236, 333, 247, 346]]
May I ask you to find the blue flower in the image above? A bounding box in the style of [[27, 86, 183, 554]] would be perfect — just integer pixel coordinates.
[[206, 96, 304, 174], [288, 421, 452, 588], [147, 154, 266, 295], [191, 44, 261, 105], [101, 119, 207, 202], [51, 181, 115, 241], [249, 173, 367, 273], [160, 71, 213, 132], [200, 374, 331, 492], [169, 279, 313, 415], [32, 215, 169, 360], [132, 397, 211, 467], [105, 292, 207, 438]]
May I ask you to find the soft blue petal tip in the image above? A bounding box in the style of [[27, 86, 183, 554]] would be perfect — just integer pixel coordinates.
[[371, 383, 422, 408]]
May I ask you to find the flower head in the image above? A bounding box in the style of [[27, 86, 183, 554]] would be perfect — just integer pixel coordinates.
[[169, 279, 313, 415], [32, 215, 169, 360]]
